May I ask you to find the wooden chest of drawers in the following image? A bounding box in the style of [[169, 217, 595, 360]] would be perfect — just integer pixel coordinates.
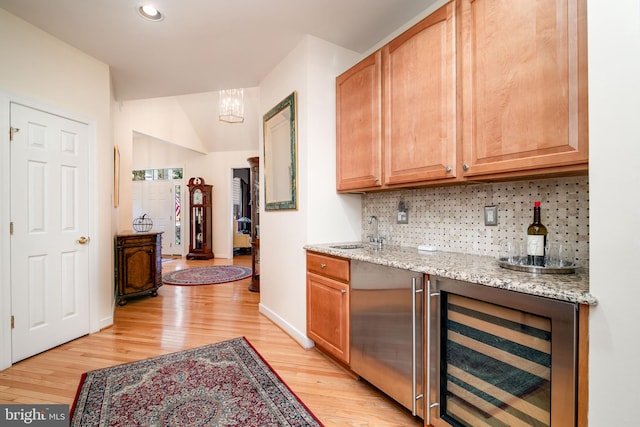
[[115, 232, 162, 305]]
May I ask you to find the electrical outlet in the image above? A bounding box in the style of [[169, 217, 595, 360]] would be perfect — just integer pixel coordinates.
[[397, 200, 408, 224], [484, 205, 498, 226]]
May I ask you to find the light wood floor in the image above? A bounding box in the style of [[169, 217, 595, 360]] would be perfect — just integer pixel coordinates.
[[0, 255, 422, 426]]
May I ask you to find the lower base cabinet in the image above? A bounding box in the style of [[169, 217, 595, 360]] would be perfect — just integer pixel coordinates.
[[306, 252, 350, 364], [115, 232, 162, 306]]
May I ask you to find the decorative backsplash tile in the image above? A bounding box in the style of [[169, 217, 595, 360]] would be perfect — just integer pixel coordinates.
[[362, 176, 589, 267]]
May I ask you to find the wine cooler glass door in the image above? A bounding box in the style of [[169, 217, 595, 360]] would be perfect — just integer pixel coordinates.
[[429, 277, 577, 427]]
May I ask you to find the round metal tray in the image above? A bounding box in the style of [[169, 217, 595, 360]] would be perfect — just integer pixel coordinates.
[[497, 258, 575, 274]]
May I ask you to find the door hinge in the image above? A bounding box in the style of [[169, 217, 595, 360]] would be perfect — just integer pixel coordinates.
[[9, 222, 13, 235], [11, 315, 14, 329], [9, 127, 20, 141]]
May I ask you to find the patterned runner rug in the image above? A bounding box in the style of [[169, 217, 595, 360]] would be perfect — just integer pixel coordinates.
[[162, 265, 252, 286], [71, 337, 323, 426]]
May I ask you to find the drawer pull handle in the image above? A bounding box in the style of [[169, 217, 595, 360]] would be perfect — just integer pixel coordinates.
[[320, 263, 327, 269]]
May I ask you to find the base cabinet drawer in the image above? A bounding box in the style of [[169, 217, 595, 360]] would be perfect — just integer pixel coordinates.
[[306, 252, 350, 282]]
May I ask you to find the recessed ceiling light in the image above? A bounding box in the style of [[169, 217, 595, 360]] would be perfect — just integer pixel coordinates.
[[137, 5, 164, 21]]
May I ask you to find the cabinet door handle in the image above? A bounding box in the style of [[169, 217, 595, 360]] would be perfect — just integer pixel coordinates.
[[319, 263, 327, 269], [340, 289, 346, 294], [445, 166, 452, 173], [462, 164, 470, 171]]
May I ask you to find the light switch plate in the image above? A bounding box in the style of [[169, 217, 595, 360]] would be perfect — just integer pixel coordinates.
[[484, 205, 498, 226]]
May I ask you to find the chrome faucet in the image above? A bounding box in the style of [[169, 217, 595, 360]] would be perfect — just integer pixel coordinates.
[[368, 215, 383, 249]]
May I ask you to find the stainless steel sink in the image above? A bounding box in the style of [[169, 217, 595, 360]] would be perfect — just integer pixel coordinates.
[[329, 244, 364, 249]]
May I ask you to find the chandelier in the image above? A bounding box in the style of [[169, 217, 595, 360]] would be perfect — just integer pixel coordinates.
[[219, 88, 244, 123]]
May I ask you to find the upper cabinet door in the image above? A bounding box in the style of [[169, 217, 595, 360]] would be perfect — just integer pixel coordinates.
[[336, 51, 383, 191], [384, 2, 457, 186], [459, 0, 588, 178]]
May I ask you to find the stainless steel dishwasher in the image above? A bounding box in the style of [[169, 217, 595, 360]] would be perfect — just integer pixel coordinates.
[[350, 260, 424, 418]]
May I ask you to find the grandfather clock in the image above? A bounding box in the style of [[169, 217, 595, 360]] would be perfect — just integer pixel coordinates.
[[187, 177, 214, 260]]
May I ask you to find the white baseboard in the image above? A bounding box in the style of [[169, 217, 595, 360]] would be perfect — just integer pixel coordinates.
[[98, 315, 113, 332], [258, 303, 315, 350]]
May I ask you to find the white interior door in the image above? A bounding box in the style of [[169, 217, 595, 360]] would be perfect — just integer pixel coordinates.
[[10, 102, 90, 363], [149, 181, 175, 254], [133, 180, 177, 255]]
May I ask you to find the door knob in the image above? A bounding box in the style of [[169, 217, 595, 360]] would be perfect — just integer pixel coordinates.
[[77, 236, 90, 245]]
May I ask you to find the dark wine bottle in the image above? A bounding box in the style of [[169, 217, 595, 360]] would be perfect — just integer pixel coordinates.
[[527, 201, 547, 266]]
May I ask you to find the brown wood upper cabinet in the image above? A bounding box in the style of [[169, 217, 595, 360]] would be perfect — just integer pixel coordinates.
[[336, 0, 588, 192], [336, 51, 382, 191], [459, 0, 588, 178], [384, 1, 457, 186], [336, 2, 456, 192]]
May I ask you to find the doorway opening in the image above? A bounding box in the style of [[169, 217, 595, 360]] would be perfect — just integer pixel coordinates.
[[132, 168, 184, 256], [232, 168, 251, 256]]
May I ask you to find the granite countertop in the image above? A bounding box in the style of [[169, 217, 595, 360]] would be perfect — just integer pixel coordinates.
[[304, 242, 596, 305]]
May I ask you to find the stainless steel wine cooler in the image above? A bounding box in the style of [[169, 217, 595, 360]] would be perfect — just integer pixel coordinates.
[[427, 276, 578, 427]]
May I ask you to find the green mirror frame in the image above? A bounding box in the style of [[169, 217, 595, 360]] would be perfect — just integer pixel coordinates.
[[263, 91, 297, 210]]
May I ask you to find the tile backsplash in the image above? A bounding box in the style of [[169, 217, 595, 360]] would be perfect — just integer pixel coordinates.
[[361, 176, 589, 267]]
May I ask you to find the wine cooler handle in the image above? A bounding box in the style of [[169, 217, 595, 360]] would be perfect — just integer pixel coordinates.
[[427, 279, 441, 425]]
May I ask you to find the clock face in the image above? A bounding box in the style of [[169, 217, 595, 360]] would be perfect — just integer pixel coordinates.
[[193, 189, 203, 204], [194, 177, 202, 185]]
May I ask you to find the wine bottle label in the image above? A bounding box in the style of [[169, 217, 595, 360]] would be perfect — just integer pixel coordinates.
[[527, 235, 545, 256]]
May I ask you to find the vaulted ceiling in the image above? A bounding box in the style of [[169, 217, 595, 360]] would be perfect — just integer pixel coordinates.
[[0, 0, 437, 100], [1, 1, 439, 152]]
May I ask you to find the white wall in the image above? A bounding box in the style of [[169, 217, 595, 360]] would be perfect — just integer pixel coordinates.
[[0, 9, 113, 369], [258, 35, 362, 347], [305, 38, 363, 243], [588, 0, 640, 424], [130, 135, 259, 259], [187, 151, 260, 259], [114, 92, 260, 258], [113, 97, 208, 232], [132, 133, 204, 170]]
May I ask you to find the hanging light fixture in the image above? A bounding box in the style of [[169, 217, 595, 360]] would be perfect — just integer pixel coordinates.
[[219, 89, 244, 123]]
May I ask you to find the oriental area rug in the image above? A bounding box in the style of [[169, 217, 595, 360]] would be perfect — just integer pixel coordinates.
[[162, 265, 252, 286], [70, 337, 323, 426]]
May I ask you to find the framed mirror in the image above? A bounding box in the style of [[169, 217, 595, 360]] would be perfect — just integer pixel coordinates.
[[263, 91, 297, 210]]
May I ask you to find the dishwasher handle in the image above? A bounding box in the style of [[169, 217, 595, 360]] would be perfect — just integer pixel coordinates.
[[412, 277, 424, 417]]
